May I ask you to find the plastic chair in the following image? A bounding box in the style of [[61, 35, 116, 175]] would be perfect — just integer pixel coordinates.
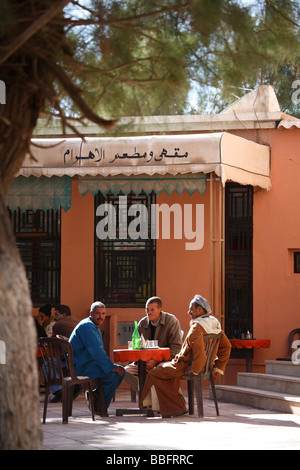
[[38, 336, 96, 424], [56, 334, 69, 341], [181, 333, 223, 418], [276, 328, 300, 361]]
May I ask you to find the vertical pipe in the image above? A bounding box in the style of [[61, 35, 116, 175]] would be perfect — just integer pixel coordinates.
[[219, 182, 225, 330], [209, 173, 215, 315]]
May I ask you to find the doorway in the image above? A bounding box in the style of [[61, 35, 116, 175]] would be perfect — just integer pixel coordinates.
[[225, 183, 253, 339]]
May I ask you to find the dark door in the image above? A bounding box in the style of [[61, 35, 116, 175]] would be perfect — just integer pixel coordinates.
[[225, 183, 253, 339]]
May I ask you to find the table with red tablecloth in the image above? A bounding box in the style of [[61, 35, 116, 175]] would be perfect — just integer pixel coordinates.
[[114, 347, 170, 364], [113, 347, 171, 415], [229, 339, 270, 372]]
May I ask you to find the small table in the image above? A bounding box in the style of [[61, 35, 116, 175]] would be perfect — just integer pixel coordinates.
[[229, 339, 270, 372], [113, 347, 171, 416]]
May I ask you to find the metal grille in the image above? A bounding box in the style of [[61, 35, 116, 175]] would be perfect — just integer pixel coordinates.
[[9, 209, 61, 307], [225, 184, 253, 338], [94, 192, 156, 306]]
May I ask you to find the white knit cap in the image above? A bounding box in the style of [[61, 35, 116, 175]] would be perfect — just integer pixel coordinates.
[[191, 294, 211, 314]]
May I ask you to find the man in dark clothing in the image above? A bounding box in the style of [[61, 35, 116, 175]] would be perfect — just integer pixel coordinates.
[[50, 304, 79, 402], [52, 304, 79, 339]]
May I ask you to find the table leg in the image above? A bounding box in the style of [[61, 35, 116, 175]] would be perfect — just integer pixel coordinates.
[[137, 359, 147, 405], [245, 349, 253, 372], [116, 359, 154, 417]]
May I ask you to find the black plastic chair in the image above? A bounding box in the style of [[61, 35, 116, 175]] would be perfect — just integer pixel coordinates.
[[38, 336, 96, 424], [181, 333, 223, 417]]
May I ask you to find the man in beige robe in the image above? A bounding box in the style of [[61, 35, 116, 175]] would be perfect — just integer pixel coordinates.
[[140, 294, 231, 417]]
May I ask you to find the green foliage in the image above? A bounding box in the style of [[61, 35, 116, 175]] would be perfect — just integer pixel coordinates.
[[60, 0, 193, 117], [1, 0, 299, 124], [188, 0, 300, 116]]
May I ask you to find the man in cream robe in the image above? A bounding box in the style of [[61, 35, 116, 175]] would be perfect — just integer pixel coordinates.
[[140, 295, 231, 417]]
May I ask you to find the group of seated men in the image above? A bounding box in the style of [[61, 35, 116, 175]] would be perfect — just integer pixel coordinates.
[[40, 294, 231, 418]]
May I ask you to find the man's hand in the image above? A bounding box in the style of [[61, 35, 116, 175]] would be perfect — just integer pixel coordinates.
[[212, 370, 219, 382], [113, 365, 125, 376], [146, 359, 158, 371]]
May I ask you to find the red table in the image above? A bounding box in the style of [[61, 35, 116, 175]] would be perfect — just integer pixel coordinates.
[[114, 347, 171, 364], [229, 339, 270, 372], [113, 347, 171, 416]]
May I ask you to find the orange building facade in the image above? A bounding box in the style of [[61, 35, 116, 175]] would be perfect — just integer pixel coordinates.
[[8, 86, 300, 384]]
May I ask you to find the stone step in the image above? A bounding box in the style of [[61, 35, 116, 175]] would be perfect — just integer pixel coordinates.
[[215, 385, 300, 415], [237, 372, 300, 395], [265, 360, 300, 377]]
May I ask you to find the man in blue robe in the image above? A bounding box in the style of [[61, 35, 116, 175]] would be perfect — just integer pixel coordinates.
[[70, 301, 124, 415]]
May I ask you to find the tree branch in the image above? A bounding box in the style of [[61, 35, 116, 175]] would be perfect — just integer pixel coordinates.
[[45, 59, 118, 129], [0, 0, 70, 65], [55, 2, 189, 28], [267, 2, 300, 28]]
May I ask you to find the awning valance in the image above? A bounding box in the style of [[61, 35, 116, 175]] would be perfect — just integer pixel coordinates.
[[7, 175, 72, 211], [18, 132, 271, 190], [78, 174, 207, 197]]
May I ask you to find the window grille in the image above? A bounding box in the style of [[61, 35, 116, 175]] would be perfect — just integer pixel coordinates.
[[9, 208, 61, 307], [225, 184, 253, 338], [94, 192, 156, 306]]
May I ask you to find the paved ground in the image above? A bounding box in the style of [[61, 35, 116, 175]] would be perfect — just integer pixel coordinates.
[[40, 387, 300, 451]]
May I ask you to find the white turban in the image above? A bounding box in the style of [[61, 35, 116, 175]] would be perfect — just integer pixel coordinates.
[[191, 294, 211, 314]]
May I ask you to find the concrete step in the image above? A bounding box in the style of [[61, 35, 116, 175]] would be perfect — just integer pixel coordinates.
[[265, 360, 300, 377], [215, 385, 300, 415], [237, 372, 300, 395], [212, 360, 300, 415]]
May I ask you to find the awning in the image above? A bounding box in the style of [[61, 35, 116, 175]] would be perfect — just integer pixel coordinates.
[[278, 119, 300, 130], [7, 175, 72, 211], [18, 132, 271, 190], [78, 174, 207, 197]]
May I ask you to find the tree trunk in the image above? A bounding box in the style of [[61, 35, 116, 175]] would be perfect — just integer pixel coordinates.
[[0, 64, 45, 450], [0, 189, 42, 449]]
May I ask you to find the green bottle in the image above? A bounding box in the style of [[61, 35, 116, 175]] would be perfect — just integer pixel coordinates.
[[132, 321, 140, 350]]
